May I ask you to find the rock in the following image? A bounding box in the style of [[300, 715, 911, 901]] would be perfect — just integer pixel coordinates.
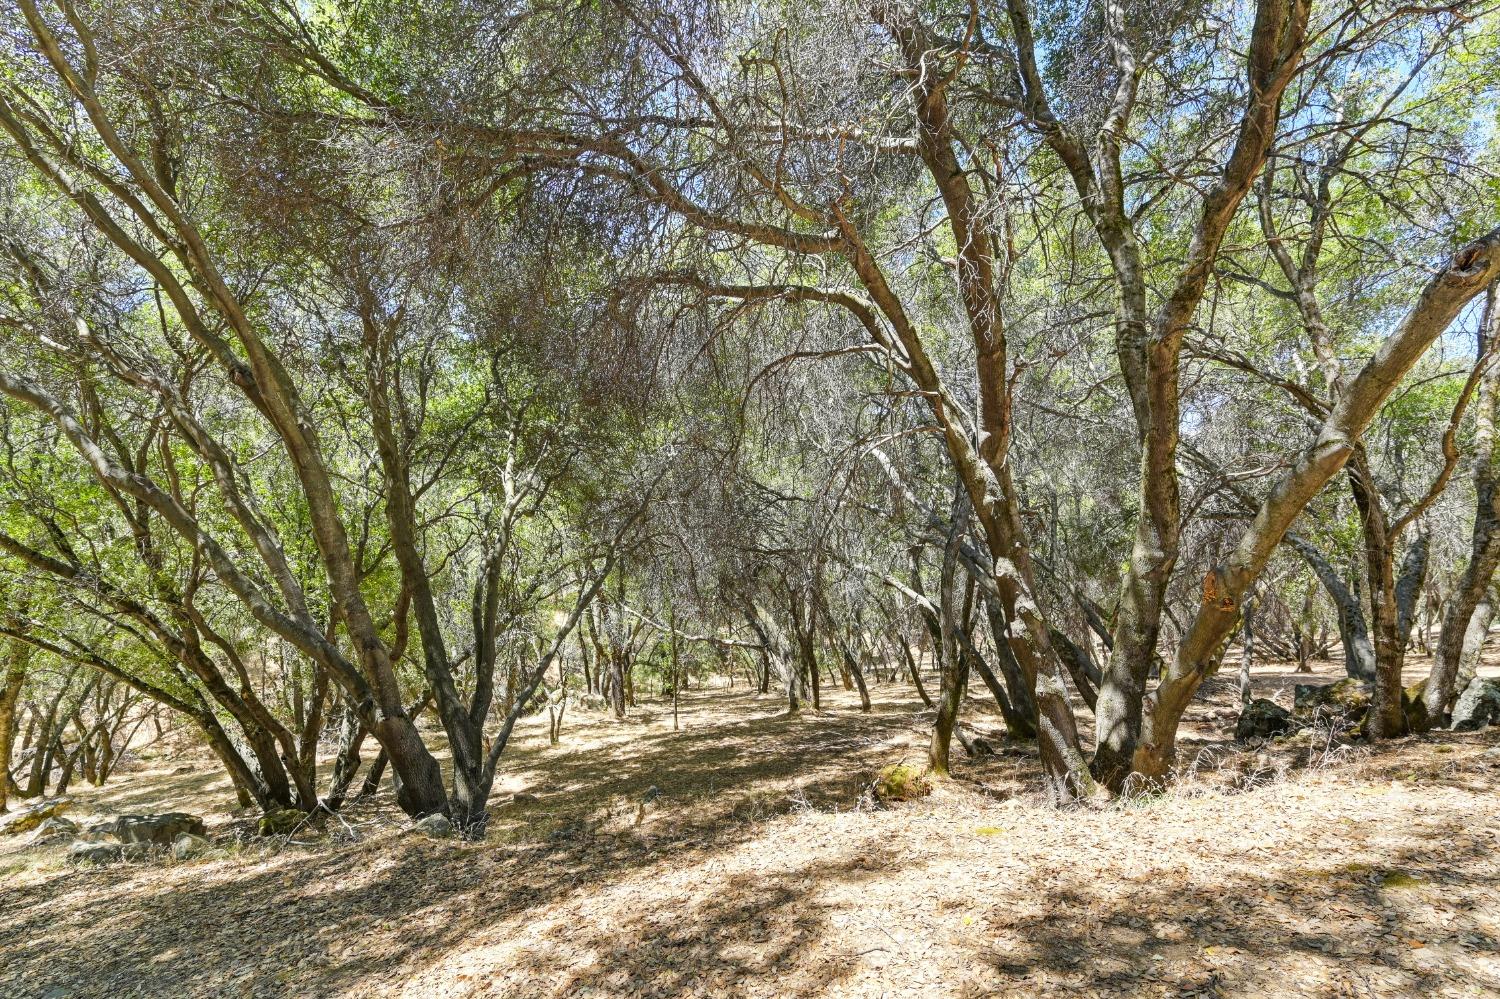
[[1, 797, 72, 836], [257, 809, 307, 837], [170, 833, 212, 860], [511, 792, 540, 805], [108, 812, 206, 845], [872, 763, 932, 803], [68, 841, 123, 864], [29, 816, 80, 844], [1401, 682, 1433, 734], [413, 813, 453, 839], [1235, 698, 1294, 742], [1274, 726, 1333, 752], [1294, 679, 1371, 730], [1452, 677, 1500, 732]]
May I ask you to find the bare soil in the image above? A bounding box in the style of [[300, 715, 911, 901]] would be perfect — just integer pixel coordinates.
[[2, 654, 1498, 998]]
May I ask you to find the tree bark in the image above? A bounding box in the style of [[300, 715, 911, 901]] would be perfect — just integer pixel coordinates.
[[0, 642, 29, 812], [1428, 285, 1500, 716], [929, 498, 971, 776]]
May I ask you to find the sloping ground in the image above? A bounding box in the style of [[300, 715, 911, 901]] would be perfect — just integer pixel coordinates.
[[1, 661, 1498, 999]]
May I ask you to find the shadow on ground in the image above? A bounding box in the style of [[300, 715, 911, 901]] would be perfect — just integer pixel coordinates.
[[1, 672, 1497, 998]]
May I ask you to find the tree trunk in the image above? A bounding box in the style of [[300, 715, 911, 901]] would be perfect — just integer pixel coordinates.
[[1238, 596, 1256, 707], [929, 496, 970, 776], [358, 750, 390, 800], [0, 643, 28, 812], [964, 629, 1036, 736], [609, 648, 626, 719], [1428, 286, 1500, 716], [1288, 535, 1376, 680], [24, 677, 72, 798], [1047, 629, 1097, 716], [1348, 455, 1407, 739], [324, 701, 368, 812], [900, 635, 934, 709], [816, 594, 870, 713], [1395, 534, 1430, 649]]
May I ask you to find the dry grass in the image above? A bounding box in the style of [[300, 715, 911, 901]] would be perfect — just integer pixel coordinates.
[[1, 653, 1498, 998]]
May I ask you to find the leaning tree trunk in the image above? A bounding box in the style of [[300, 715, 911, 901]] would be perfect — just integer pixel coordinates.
[[1287, 535, 1376, 680], [323, 701, 368, 812], [900, 634, 935, 708], [1454, 594, 1495, 696], [1427, 285, 1500, 717], [968, 630, 1040, 737], [1047, 629, 1098, 716], [816, 594, 871, 712], [979, 594, 1042, 729]]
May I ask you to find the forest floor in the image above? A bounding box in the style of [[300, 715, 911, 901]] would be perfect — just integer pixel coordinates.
[[2, 655, 1498, 998]]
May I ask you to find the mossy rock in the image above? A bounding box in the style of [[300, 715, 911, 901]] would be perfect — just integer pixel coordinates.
[[1294, 679, 1371, 727], [873, 763, 932, 803], [1, 797, 72, 836], [1380, 870, 1424, 889], [256, 809, 307, 837], [1401, 682, 1432, 734]]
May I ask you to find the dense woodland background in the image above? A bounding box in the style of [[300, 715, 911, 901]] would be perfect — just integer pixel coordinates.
[[0, 0, 1498, 838]]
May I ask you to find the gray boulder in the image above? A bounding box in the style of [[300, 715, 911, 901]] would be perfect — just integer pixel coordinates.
[[170, 833, 212, 860], [1, 797, 72, 836], [1452, 678, 1500, 732], [413, 813, 453, 839], [106, 812, 206, 845], [1236, 698, 1295, 742], [68, 841, 123, 865]]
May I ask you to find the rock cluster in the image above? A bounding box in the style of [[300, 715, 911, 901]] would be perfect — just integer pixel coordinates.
[[59, 812, 210, 864], [90, 812, 207, 845]]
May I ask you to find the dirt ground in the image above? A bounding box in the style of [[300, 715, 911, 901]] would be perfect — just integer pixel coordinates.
[[1, 653, 1498, 999]]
